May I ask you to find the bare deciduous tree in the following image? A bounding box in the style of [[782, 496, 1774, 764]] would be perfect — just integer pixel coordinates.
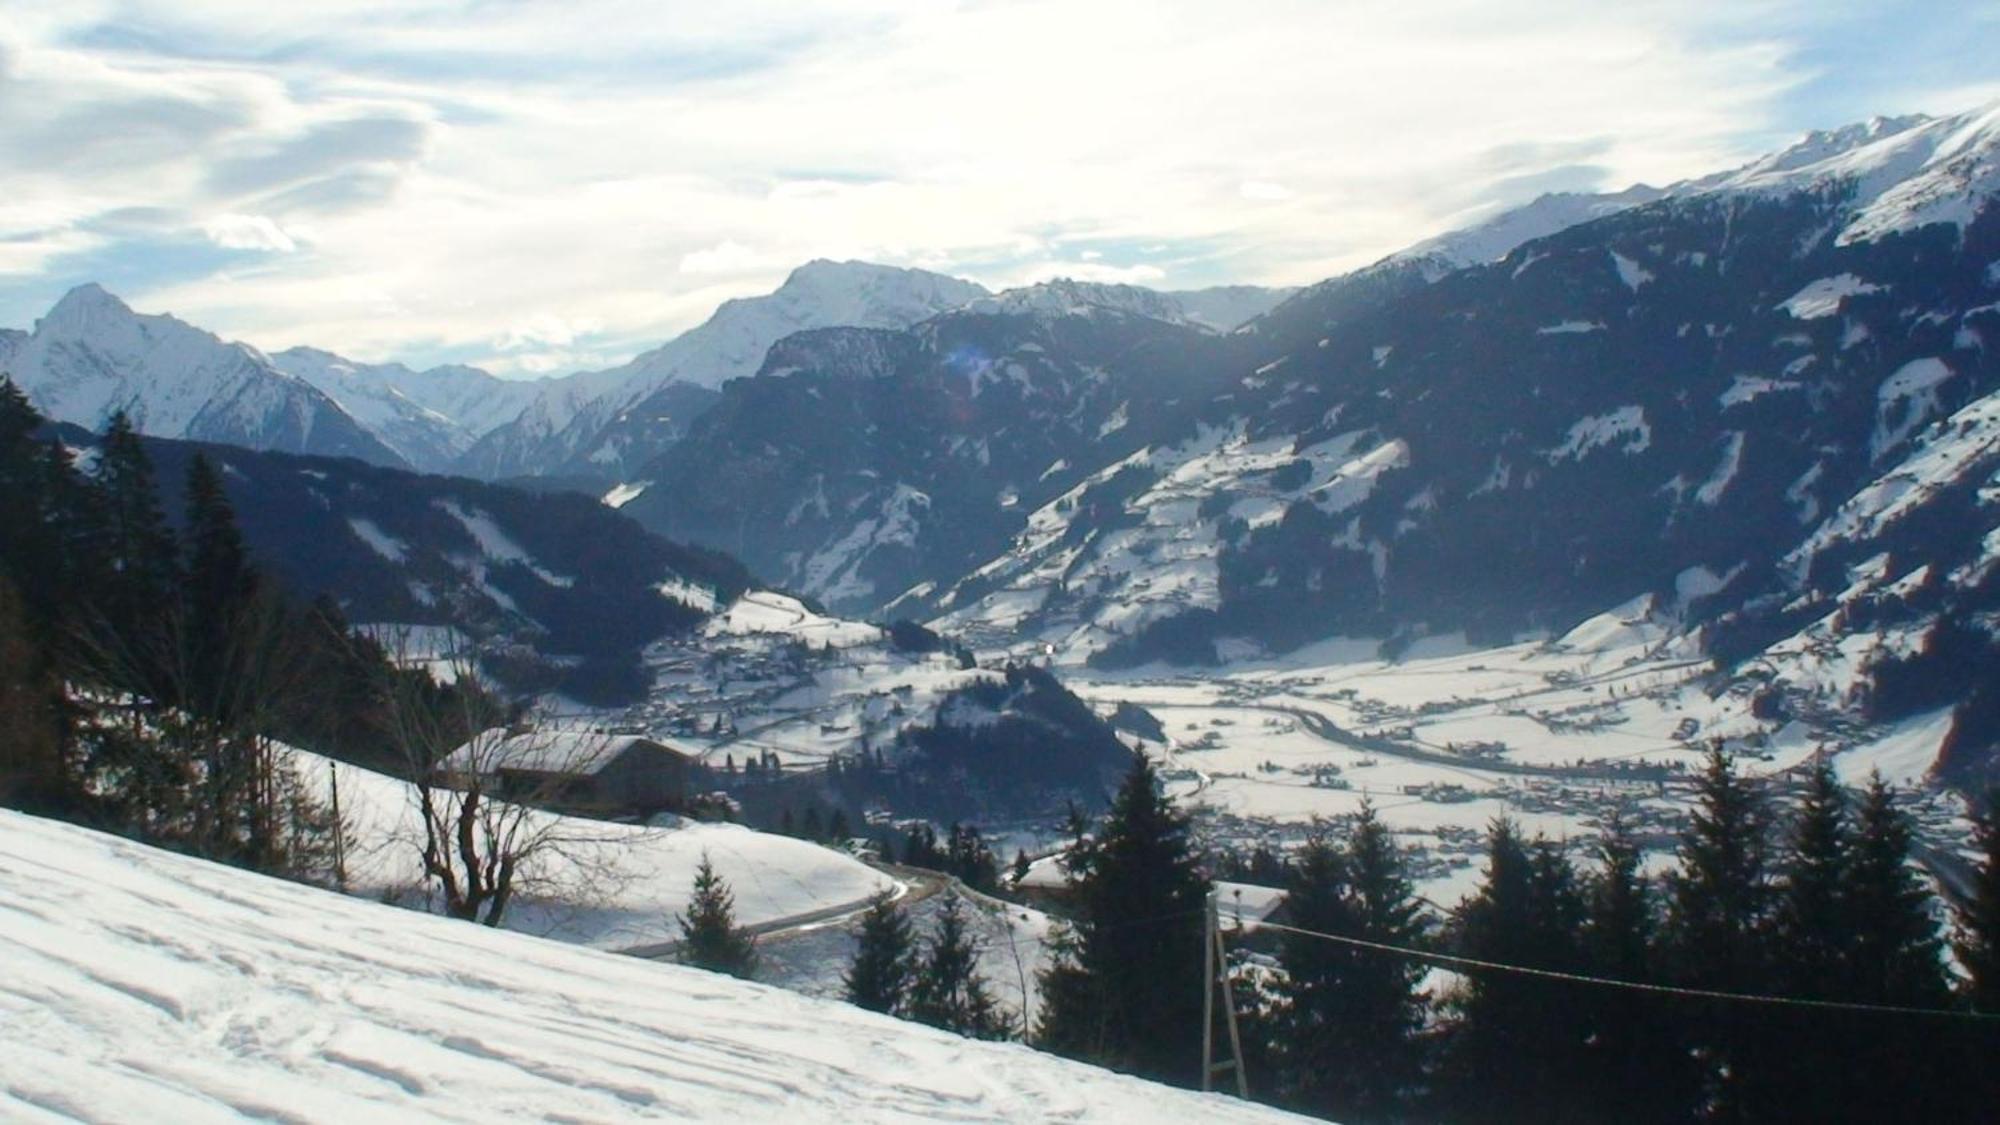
[[377, 630, 628, 929]]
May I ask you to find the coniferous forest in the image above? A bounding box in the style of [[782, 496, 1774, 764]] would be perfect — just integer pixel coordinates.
[[1021, 752, 2000, 1125], [0, 379, 501, 881]]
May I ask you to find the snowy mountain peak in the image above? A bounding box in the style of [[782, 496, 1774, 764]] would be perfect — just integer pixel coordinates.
[[1696, 100, 2000, 243], [8, 285, 403, 466], [42, 281, 133, 326]]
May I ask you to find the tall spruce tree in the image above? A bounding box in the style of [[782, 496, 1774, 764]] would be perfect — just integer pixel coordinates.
[[1578, 810, 1687, 1124], [1749, 757, 1862, 1121], [845, 889, 916, 1014], [1666, 748, 1776, 1121], [94, 411, 180, 648], [1668, 748, 1774, 990], [909, 892, 1010, 1039], [1443, 822, 1591, 1123], [1773, 757, 1853, 999], [678, 853, 758, 978], [1276, 804, 1427, 1122], [1840, 774, 1960, 1123], [1036, 752, 1208, 1085], [1845, 775, 1948, 1004]]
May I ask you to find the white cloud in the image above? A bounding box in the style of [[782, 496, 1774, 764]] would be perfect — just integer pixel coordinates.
[[0, 0, 1981, 372], [496, 314, 602, 351], [679, 240, 780, 275], [1014, 260, 1168, 286], [202, 213, 298, 252]]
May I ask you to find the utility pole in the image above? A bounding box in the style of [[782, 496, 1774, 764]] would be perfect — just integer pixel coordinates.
[[1200, 888, 1249, 1098], [329, 759, 348, 893]]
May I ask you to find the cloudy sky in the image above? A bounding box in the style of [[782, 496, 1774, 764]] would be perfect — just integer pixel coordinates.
[[2, 0, 1995, 377]]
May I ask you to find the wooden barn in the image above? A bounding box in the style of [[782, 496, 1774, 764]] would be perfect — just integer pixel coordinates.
[[441, 729, 694, 818]]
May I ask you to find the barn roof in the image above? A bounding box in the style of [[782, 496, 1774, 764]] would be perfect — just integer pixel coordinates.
[[442, 729, 689, 777]]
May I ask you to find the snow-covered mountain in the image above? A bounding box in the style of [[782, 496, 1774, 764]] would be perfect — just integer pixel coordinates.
[[2, 285, 402, 466], [457, 265, 1294, 482], [271, 347, 541, 473], [932, 103, 2000, 694], [618, 306, 1228, 613], [609, 101, 2000, 775], [457, 260, 992, 479], [0, 808, 1298, 1123]]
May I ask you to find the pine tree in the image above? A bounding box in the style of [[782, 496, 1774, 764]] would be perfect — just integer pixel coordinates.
[[1443, 822, 1590, 1123], [1036, 752, 1208, 1085], [1838, 774, 1960, 1123], [678, 853, 757, 978], [844, 889, 916, 1014], [183, 452, 258, 687], [1668, 748, 1773, 991], [1578, 810, 1687, 1124], [1773, 757, 1852, 999], [1276, 804, 1428, 1121], [1846, 775, 1948, 1006], [93, 410, 180, 647], [1665, 748, 1776, 1120], [910, 892, 1010, 1039]]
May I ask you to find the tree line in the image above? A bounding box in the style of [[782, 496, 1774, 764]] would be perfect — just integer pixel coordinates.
[[0, 380, 499, 882], [1011, 750, 2000, 1124]]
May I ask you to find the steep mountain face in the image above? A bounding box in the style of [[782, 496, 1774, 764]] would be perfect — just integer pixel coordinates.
[[457, 261, 991, 481], [930, 103, 2000, 685], [619, 304, 1239, 614], [270, 347, 541, 473], [3, 286, 403, 466]]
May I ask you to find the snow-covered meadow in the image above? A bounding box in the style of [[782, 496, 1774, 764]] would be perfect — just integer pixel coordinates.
[[0, 810, 1304, 1123]]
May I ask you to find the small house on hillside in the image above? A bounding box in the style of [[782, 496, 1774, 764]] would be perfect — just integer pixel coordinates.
[[441, 729, 693, 817]]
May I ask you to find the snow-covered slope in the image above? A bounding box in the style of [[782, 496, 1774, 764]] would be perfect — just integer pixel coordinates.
[[1391, 184, 1671, 275], [4, 285, 402, 465], [272, 347, 541, 473], [0, 809, 1300, 1123], [1693, 105, 2000, 243], [294, 743, 892, 949]]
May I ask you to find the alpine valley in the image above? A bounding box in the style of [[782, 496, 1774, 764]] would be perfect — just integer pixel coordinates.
[[9, 102, 2000, 905]]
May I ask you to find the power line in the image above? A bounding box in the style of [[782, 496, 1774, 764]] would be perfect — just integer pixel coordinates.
[[1243, 918, 2000, 1023]]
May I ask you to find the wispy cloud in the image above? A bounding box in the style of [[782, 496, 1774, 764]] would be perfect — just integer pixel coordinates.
[[0, 0, 1991, 376]]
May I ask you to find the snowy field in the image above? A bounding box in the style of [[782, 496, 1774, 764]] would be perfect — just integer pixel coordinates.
[[0, 811, 1304, 1123], [1061, 597, 1973, 906], [292, 745, 893, 950]]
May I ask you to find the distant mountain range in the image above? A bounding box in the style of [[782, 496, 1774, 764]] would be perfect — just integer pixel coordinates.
[[11, 101, 2000, 773], [1, 264, 1295, 480]]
